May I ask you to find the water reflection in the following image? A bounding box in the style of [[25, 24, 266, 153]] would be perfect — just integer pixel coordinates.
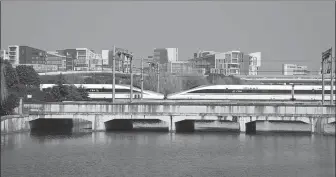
[[1, 132, 335, 177]]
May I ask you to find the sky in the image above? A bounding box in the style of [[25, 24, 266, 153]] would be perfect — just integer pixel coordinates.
[[1, 1, 335, 75]]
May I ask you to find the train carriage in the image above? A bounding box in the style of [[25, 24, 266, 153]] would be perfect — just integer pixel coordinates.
[[167, 85, 335, 101], [40, 84, 164, 100]]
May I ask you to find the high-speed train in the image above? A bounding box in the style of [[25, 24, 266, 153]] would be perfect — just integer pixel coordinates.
[[166, 85, 336, 101], [40, 84, 335, 101], [40, 84, 164, 100]]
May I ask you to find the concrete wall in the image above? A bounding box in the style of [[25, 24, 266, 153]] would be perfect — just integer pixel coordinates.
[[255, 121, 311, 133], [24, 102, 335, 117], [1, 115, 32, 134]]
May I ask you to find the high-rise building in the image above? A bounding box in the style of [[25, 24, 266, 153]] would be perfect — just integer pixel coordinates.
[[245, 52, 261, 75], [0, 50, 9, 60], [7, 45, 20, 66], [282, 64, 309, 75], [153, 48, 178, 65]]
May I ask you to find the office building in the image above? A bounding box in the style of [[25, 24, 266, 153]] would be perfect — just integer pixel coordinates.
[[153, 48, 178, 65], [56, 48, 98, 71], [46, 51, 66, 71], [17, 46, 47, 65], [56, 49, 77, 71], [282, 64, 309, 75], [74, 48, 96, 71]]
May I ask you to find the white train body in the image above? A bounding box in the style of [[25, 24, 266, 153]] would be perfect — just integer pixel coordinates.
[[40, 84, 335, 101], [167, 85, 336, 101], [40, 84, 164, 100]]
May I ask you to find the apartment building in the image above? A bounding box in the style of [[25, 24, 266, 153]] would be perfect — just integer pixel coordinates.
[[191, 50, 261, 76]]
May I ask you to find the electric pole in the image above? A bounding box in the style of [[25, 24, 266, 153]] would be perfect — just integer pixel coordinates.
[[141, 58, 144, 100], [331, 56, 334, 105], [322, 48, 332, 105], [322, 60, 325, 104], [157, 62, 160, 93], [112, 46, 116, 103], [130, 56, 133, 103]]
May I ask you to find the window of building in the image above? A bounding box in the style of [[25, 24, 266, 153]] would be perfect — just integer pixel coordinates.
[[232, 52, 239, 59], [232, 59, 238, 63]]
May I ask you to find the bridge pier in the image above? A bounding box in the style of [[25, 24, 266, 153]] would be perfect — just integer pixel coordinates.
[[238, 116, 251, 132]]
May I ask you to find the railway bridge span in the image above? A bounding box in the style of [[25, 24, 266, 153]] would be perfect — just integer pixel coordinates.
[[1, 101, 335, 134]]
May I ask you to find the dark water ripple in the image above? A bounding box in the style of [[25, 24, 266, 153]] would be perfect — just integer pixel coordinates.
[[1, 132, 335, 177]]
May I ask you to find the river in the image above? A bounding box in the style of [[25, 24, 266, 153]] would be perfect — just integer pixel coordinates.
[[1, 131, 335, 177]]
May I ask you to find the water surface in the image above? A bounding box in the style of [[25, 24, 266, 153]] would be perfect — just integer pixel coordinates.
[[1, 132, 335, 177]]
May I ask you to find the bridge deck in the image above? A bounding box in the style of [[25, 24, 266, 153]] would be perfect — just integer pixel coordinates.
[[30, 100, 333, 107]]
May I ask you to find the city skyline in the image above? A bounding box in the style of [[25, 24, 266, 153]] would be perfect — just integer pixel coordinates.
[[1, 1, 335, 74]]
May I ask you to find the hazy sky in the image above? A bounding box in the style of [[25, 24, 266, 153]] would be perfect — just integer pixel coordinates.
[[2, 1, 335, 75]]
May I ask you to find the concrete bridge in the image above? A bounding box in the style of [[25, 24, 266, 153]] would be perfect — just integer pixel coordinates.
[[1, 101, 335, 134]]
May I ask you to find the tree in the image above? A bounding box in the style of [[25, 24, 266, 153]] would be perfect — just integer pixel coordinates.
[[159, 72, 183, 96], [182, 75, 209, 90], [2, 60, 19, 90], [56, 73, 67, 86], [43, 84, 89, 102], [83, 77, 101, 84], [206, 74, 242, 85], [0, 59, 20, 116], [0, 93, 19, 116], [77, 85, 89, 100], [15, 65, 40, 88], [1, 59, 8, 103]]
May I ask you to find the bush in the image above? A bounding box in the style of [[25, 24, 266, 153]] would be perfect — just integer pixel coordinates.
[[15, 65, 41, 88], [0, 94, 20, 116]]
